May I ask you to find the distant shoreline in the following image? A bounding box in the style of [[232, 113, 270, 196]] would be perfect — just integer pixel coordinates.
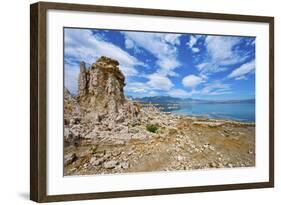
[[137, 101, 255, 124], [153, 108, 256, 125], [65, 104, 255, 176], [167, 111, 255, 124]]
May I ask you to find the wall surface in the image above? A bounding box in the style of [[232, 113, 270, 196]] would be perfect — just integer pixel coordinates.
[[0, 0, 279, 204]]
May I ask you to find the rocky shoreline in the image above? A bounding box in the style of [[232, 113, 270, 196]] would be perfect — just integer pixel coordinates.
[[63, 56, 255, 176], [64, 106, 255, 176]]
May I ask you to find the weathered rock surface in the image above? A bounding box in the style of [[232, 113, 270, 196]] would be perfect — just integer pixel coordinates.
[[103, 160, 118, 169], [64, 56, 142, 142], [64, 107, 255, 176], [77, 56, 140, 123], [64, 87, 80, 117], [63, 56, 255, 176], [64, 153, 77, 166]]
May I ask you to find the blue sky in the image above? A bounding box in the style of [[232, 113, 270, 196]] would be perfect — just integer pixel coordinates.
[[64, 28, 255, 100]]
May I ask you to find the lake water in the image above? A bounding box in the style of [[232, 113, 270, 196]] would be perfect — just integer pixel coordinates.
[[170, 103, 255, 122]]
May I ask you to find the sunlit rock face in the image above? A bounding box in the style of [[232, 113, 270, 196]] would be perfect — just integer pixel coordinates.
[[76, 56, 140, 123]]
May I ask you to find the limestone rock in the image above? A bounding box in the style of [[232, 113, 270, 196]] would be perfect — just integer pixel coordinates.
[[119, 162, 130, 169], [90, 157, 104, 166], [64, 87, 80, 117], [64, 153, 77, 166], [103, 160, 118, 169], [77, 56, 125, 111], [76, 56, 140, 123], [77, 61, 88, 97]]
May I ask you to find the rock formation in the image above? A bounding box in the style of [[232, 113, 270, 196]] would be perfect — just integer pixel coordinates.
[[77, 56, 140, 123], [64, 57, 255, 176], [64, 87, 80, 117]]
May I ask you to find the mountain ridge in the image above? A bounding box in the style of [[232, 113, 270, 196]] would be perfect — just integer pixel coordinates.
[[132, 96, 255, 104]]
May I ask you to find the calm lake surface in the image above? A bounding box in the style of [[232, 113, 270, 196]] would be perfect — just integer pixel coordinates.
[[170, 103, 255, 122]]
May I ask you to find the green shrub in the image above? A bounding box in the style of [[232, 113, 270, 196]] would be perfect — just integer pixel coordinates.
[[146, 124, 158, 133]]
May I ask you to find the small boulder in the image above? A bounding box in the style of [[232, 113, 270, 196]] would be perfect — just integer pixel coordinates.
[[227, 163, 233, 168], [69, 118, 76, 125], [120, 162, 130, 169], [90, 157, 104, 166], [64, 128, 73, 141], [103, 160, 118, 169], [64, 153, 77, 166], [115, 114, 125, 123], [248, 150, 254, 154], [209, 145, 215, 151]]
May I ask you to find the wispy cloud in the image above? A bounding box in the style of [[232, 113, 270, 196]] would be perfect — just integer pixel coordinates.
[[64, 28, 147, 93], [125, 81, 161, 97], [234, 76, 248, 80], [123, 32, 181, 77], [147, 73, 174, 91], [125, 82, 150, 93], [196, 36, 252, 75], [228, 60, 255, 80], [168, 89, 192, 98], [200, 81, 232, 96], [65, 29, 143, 69], [125, 73, 174, 96], [186, 35, 202, 53]]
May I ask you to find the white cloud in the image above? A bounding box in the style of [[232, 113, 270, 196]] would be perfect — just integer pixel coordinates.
[[156, 58, 180, 75], [120, 66, 138, 77], [187, 35, 197, 48], [187, 35, 201, 53], [122, 32, 181, 76], [182, 75, 204, 88], [235, 76, 247, 80], [125, 73, 175, 97], [208, 90, 232, 95], [228, 60, 255, 79], [192, 47, 200, 53], [197, 36, 251, 75], [205, 36, 240, 63], [125, 82, 150, 93], [147, 73, 174, 91], [124, 38, 134, 49], [158, 80, 232, 98], [163, 34, 181, 45], [64, 28, 144, 79], [125, 71, 175, 95], [200, 81, 231, 96], [125, 81, 163, 97], [168, 89, 191, 98], [124, 37, 143, 54], [197, 62, 208, 71]]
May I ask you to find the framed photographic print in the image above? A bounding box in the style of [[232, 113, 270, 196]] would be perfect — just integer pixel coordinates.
[[30, 1, 274, 202]]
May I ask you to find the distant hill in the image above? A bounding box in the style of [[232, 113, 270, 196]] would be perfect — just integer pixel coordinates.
[[133, 96, 182, 103], [132, 96, 255, 104], [213, 99, 255, 104]]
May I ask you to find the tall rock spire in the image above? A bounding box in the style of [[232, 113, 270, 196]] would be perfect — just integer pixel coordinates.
[[77, 61, 88, 97], [77, 56, 139, 121]]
